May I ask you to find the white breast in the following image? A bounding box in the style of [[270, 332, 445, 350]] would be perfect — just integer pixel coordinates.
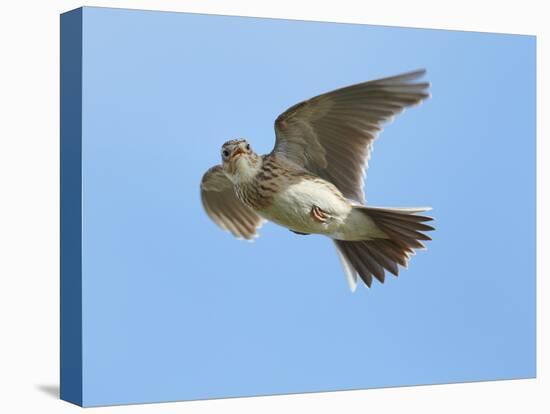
[[258, 177, 351, 235]]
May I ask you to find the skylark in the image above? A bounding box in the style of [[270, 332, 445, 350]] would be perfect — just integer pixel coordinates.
[[200, 69, 434, 291]]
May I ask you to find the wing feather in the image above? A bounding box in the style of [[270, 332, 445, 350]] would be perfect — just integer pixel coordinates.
[[273, 69, 430, 203], [200, 165, 263, 240]]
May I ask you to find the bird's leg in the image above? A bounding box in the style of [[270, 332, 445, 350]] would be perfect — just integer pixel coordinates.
[[310, 205, 330, 223]]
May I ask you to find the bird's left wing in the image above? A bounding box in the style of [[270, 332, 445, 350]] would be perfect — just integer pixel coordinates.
[[272, 69, 430, 204], [200, 165, 263, 240]]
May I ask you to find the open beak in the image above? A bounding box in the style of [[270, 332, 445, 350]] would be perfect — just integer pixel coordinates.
[[231, 147, 245, 159]]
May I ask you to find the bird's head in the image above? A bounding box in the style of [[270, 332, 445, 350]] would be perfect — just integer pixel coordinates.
[[221, 138, 261, 184]]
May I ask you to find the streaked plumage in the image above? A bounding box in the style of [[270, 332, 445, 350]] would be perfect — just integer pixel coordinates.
[[200, 69, 434, 292]]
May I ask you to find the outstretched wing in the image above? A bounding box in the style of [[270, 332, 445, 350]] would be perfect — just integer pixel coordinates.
[[273, 69, 430, 204], [200, 165, 263, 240]]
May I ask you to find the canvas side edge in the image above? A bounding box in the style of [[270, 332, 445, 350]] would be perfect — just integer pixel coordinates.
[[60, 7, 84, 407]]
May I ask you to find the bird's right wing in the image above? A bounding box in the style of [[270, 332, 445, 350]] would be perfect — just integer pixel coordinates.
[[272, 69, 430, 204], [200, 165, 264, 240]]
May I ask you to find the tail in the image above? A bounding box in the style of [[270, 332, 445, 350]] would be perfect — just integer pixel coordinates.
[[334, 206, 434, 291]]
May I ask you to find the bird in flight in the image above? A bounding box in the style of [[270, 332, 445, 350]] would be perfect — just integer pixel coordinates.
[[200, 69, 434, 291]]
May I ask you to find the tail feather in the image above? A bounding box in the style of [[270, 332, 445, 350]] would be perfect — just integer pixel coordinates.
[[334, 245, 359, 292], [363, 242, 399, 276], [376, 217, 434, 239], [335, 241, 373, 288], [334, 206, 434, 291]]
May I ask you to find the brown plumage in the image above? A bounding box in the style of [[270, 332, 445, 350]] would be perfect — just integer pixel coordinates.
[[200, 69, 434, 292]]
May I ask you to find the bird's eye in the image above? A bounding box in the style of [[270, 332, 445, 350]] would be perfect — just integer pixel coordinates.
[[246, 144, 251, 151], [222, 149, 230, 158]]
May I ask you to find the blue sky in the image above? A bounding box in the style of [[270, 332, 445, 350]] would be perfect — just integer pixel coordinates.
[[78, 7, 535, 406]]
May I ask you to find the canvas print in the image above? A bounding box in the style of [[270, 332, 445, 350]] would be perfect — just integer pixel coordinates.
[[60, 6, 536, 407]]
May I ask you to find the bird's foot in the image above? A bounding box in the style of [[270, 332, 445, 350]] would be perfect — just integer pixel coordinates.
[[290, 230, 311, 235], [310, 205, 330, 223]]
